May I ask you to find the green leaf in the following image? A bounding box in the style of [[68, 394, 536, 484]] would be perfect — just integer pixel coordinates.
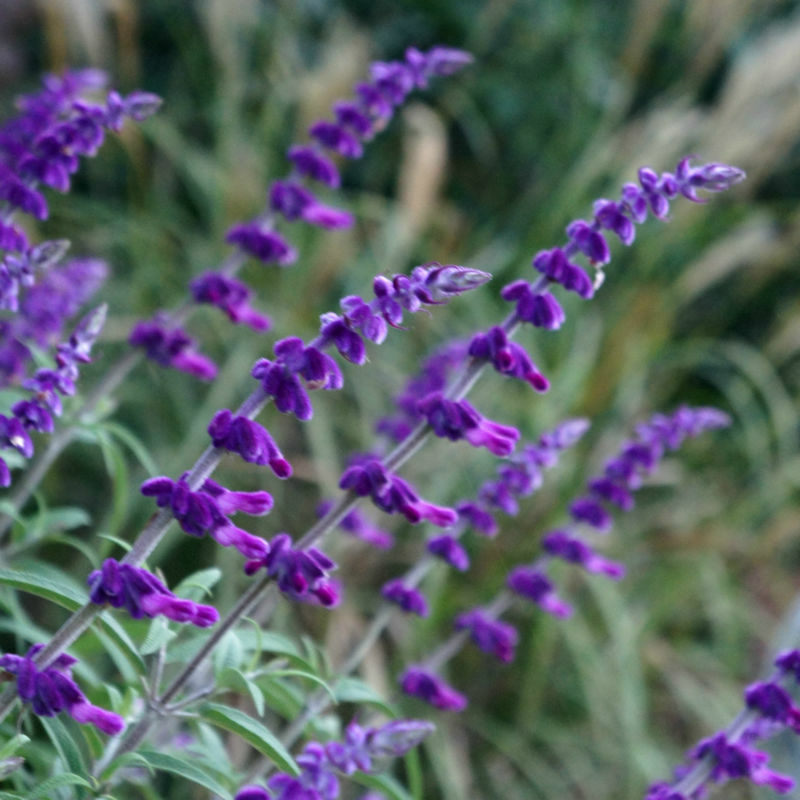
[[99, 751, 154, 782], [334, 677, 397, 717], [173, 567, 222, 599], [29, 773, 94, 799], [0, 567, 87, 610], [134, 750, 232, 799], [200, 702, 299, 776], [216, 667, 265, 716], [353, 772, 414, 800], [0, 734, 29, 760], [269, 668, 336, 703], [257, 675, 304, 719], [140, 616, 177, 656], [213, 631, 244, 677], [97, 420, 160, 475], [95, 612, 147, 675], [40, 716, 89, 782]]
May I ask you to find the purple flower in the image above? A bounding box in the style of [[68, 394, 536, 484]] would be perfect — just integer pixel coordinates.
[[87, 559, 218, 627], [244, 533, 339, 607], [569, 496, 613, 532], [318, 503, 394, 549], [270, 180, 353, 229], [208, 409, 292, 478], [287, 145, 340, 189], [541, 530, 625, 579], [381, 579, 429, 616], [235, 787, 272, 800], [507, 567, 573, 618], [532, 247, 594, 299], [0, 645, 124, 735], [744, 681, 800, 732], [339, 457, 457, 527], [456, 501, 498, 536], [500, 282, 565, 329], [252, 337, 343, 421], [400, 667, 467, 712], [225, 222, 297, 266], [189, 272, 271, 331], [427, 534, 470, 570], [140, 474, 270, 559], [309, 121, 363, 159], [454, 608, 518, 663], [129, 318, 217, 381], [468, 326, 549, 391], [416, 392, 520, 456]]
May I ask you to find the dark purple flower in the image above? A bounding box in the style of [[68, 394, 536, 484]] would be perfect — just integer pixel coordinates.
[[252, 337, 343, 421], [87, 559, 218, 627], [416, 392, 520, 456], [0, 645, 124, 734], [208, 409, 291, 478], [140, 474, 270, 559], [381, 579, 429, 616], [318, 314, 367, 364], [235, 787, 272, 800], [532, 247, 594, 299], [190, 272, 271, 331], [287, 145, 340, 189], [454, 608, 518, 663], [309, 121, 363, 159], [565, 219, 611, 264], [269, 180, 353, 229], [400, 667, 467, 712], [339, 457, 457, 527], [244, 533, 339, 607], [542, 530, 625, 579], [569, 496, 613, 532], [226, 222, 297, 266], [427, 534, 469, 570], [507, 566, 572, 618], [467, 326, 549, 391], [745, 682, 800, 732], [456, 501, 498, 536], [333, 101, 372, 137], [129, 319, 217, 381], [500, 281, 565, 329]]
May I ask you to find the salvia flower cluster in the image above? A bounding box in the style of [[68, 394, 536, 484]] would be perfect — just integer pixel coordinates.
[[235, 719, 433, 800], [0, 645, 123, 735], [0, 304, 106, 486], [399, 406, 731, 712], [647, 649, 800, 797], [130, 47, 474, 380], [0, 42, 779, 800]]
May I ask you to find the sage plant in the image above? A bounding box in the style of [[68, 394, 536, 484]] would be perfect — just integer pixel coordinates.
[[0, 38, 783, 800]]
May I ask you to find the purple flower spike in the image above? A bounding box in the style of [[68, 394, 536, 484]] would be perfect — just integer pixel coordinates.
[[287, 145, 340, 188], [333, 101, 373, 137], [456, 501, 498, 537], [507, 566, 573, 618], [593, 199, 636, 245], [745, 682, 800, 732], [252, 336, 342, 421], [692, 733, 794, 793], [565, 220, 611, 264], [87, 558, 218, 627], [269, 180, 353, 229], [532, 247, 594, 299], [542, 531, 625, 579], [129, 319, 217, 381], [569, 496, 613, 532], [381, 579, 429, 616], [775, 649, 800, 682], [416, 392, 520, 456], [468, 327, 549, 391], [454, 608, 518, 663], [588, 476, 634, 511], [244, 533, 339, 607], [427, 534, 470, 570], [208, 409, 292, 477], [400, 667, 467, 712], [309, 120, 363, 159], [190, 272, 271, 331], [225, 222, 297, 266], [500, 282, 565, 329], [319, 314, 367, 364], [0, 645, 124, 735], [339, 457, 457, 527], [140, 474, 270, 559]]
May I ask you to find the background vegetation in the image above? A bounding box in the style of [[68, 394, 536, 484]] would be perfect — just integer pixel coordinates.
[[3, 1, 800, 797]]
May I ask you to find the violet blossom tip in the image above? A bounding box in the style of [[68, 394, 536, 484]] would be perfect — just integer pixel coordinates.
[[367, 719, 435, 757], [234, 786, 272, 800], [400, 667, 467, 712]]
